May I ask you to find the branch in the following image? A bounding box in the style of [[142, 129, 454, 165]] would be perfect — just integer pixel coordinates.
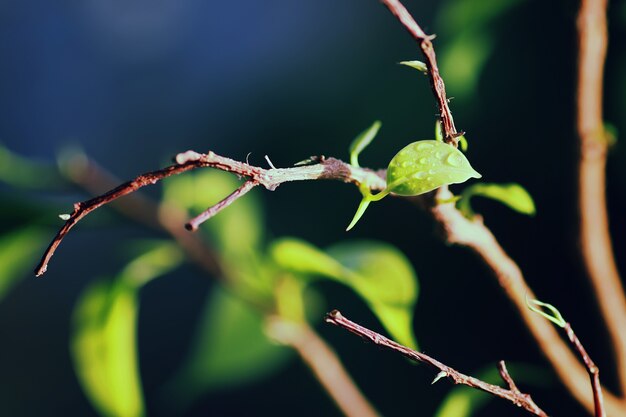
[[35, 151, 385, 277], [429, 188, 624, 415], [564, 323, 607, 417], [576, 0, 626, 392], [380, 0, 460, 144], [267, 317, 381, 417], [325, 310, 548, 417]]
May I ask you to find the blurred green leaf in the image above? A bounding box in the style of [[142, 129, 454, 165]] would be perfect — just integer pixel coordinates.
[[167, 286, 291, 408], [269, 238, 347, 279], [0, 226, 47, 301], [436, 0, 524, 99], [271, 238, 419, 348], [459, 183, 535, 218], [349, 121, 381, 167], [72, 280, 144, 417], [327, 241, 419, 349], [162, 170, 263, 253], [0, 143, 61, 188], [434, 363, 549, 417], [71, 242, 183, 417]]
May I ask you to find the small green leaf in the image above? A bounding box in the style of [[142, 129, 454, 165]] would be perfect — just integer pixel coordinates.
[[349, 121, 382, 167], [162, 170, 263, 253], [399, 60, 428, 73], [458, 183, 535, 218], [0, 143, 61, 188], [166, 286, 291, 409], [386, 140, 481, 196], [72, 280, 145, 417], [526, 297, 566, 328], [327, 241, 419, 348], [0, 226, 47, 302], [118, 240, 185, 288]]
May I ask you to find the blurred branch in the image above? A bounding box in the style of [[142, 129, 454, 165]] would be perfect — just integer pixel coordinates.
[[267, 317, 381, 417], [576, 0, 626, 393], [325, 310, 548, 417]]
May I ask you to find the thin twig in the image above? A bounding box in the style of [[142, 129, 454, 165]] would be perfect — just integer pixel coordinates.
[[565, 323, 607, 417], [325, 310, 548, 417], [380, 0, 460, 145], [267, 317, 381, 417], [35, 151, 385, 277], [576, 0, 626, 392], [185, 180, 258, 231]]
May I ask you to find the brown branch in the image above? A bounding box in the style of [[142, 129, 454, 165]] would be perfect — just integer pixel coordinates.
[[185, 180, 258, 231], [267, 317, 381, 417], [576, 0, 626, 393], [430, 188, 625, 416], [569, 323, 608, 417], [380, 0, 460, 145], [35, 151, 386, 276], [325, 310, 548, 417], [564, 323, 607, 417]]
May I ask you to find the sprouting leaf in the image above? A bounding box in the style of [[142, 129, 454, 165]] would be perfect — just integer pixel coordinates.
[[0, 226, 47, 302], [526, 297, 566, 328], [349, 121, 382, 167], [458, 135, 469, 152], [71, 242, 183, 417], [271, 238, 419, 348], [162, 170, 263, 253], [72, 279, 144, 417], [165, 286, 291, 410], [347, 140, 481, 230], [458, 183, 535, 218], [399, 60, 428, 73]]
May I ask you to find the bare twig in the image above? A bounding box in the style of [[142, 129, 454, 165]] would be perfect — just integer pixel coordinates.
[[576, 0, 626, 392], [325, 310, 548, 417], [185, 180, 258, 231], [565, 323, 607, 417], [267, 317, 381, 417], [380, 0, 460, 145], [35, 151, 385, 277]]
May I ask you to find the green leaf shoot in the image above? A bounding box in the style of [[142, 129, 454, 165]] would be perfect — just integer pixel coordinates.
[[458, 183, 535, 218], [399, 60, 428, 73], [349, 121, 382, 168], [526, 296, 567, 328]]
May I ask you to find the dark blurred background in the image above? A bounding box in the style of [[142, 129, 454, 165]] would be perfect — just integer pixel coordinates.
[[1, 0, 626, 416]]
